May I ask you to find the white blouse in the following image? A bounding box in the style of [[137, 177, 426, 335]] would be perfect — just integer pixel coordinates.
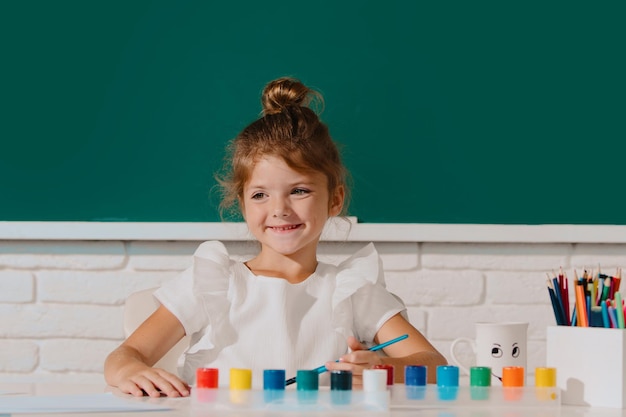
[[154, 241, 405, 388]]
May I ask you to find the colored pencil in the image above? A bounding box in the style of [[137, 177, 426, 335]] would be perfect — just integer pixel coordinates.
[[547, 280, 566, 325], [615, 292, 625, 329], [608, 304, 618, 328], [563, 275, 570, 323], [575, 280, 588, 327], [601, 301, 610, 328]]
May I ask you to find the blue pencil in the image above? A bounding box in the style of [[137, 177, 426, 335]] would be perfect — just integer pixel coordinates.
[[551, 277, 567, 321], [284, 334, 409, 386], [601, 301, 610, 328], [547, 284, 565, 325], [547, 279, 567, 325]]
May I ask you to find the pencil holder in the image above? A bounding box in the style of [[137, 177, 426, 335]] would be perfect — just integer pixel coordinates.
[[546, 326, 626, 408]]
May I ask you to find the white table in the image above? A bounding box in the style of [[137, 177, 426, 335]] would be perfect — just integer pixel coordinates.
[[1, 383, 625, 417]]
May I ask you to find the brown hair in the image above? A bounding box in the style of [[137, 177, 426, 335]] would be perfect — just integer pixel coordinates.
[[216, 77, 349, 220]]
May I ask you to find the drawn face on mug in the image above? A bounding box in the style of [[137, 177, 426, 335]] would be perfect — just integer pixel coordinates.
[[488, 340, 523, 379]]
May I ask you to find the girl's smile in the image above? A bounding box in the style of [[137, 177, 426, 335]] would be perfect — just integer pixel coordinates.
[[267, 224, 303, 232]]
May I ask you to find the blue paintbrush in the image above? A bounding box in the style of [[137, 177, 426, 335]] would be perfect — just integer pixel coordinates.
[[284, 334, 409, 386]]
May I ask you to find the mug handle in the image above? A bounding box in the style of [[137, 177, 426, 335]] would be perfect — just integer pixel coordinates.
[[449, 337, 475, 376]]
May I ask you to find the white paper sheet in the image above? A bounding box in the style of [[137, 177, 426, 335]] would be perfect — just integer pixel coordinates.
[[0, 390, 27, 396], [0, 392, 172, 413]]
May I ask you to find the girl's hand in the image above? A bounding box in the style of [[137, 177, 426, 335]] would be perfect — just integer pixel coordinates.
[[324, 336, 383, 386], [116, 364, 190, 398], [104, 306, 190, 397]]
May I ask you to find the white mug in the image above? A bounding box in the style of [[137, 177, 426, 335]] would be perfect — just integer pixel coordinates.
[[449, 322, 528, 384]]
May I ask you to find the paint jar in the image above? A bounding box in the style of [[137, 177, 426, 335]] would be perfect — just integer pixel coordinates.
[[229, 368, 252, 405], [196, 367, 219, 389], [436, 365, 459, 401], [405, 365, 427, 400], [470, 366, 491, 400], [296, 370, 319, 404], [330, 370, 352, 405], [195, 367, 219, 403], [535, 367, 557, 401], [363, 369, 388, 392], [502, 366, 525, 401], [263, 369, 285, 403]]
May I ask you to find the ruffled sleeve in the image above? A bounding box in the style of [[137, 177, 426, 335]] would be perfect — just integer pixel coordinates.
[[331, 243, 406, 343], [154, 241, 236, 355]]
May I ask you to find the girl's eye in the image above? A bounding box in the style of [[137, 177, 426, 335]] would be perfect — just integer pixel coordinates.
[[292, 188, 310, 195], [251, 193, 265, 200]]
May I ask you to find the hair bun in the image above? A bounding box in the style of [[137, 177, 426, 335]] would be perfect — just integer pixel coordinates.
[[261, 77, 315, 116]]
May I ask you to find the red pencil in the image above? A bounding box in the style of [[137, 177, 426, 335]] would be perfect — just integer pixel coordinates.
[[562, 276, 570, 325]]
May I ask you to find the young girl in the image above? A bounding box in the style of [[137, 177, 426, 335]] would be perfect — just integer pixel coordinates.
[[104, 77, 446, 397]]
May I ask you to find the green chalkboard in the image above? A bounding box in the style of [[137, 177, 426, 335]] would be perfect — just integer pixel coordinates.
[[2, 1, 625, 224]]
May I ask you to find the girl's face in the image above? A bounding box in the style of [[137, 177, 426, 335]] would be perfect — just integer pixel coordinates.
[[241, 156, 343, 258]]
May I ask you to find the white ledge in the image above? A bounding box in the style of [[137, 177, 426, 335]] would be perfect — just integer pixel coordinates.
[[1, 221, 626, 243]]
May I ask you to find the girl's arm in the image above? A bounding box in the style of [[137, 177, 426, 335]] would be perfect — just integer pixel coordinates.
[[326, 313, 447, 384], [373, 313, 447, 383], [104, 305, 190, 397]]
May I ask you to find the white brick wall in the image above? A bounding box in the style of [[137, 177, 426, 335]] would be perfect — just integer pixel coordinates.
[[0, 238, 623, 385]]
